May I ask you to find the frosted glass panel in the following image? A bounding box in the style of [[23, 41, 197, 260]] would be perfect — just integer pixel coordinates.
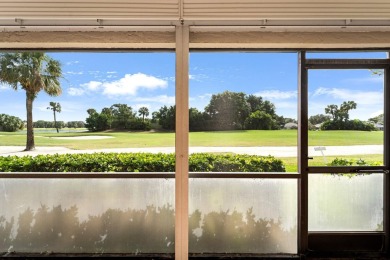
[[0, 179, 174, 253], [309, 174, 383, 231], [189, 179, 297, 254]]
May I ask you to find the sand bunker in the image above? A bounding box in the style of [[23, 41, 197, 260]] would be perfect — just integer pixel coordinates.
[[51, 136, 114, 140]]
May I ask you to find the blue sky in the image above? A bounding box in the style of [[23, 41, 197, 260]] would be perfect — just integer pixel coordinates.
[[0, 51, 385, 122]]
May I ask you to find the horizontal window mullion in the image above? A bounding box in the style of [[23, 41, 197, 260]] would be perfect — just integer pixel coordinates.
[[306, 58, 390, 69], [308, 166, 388, 174], [0, 172, 300, 179], [0, 172, 175, 178], [189, 172, 299, 178]]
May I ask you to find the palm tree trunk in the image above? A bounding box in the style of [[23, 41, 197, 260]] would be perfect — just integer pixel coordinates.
[[25, 91, 35, 151], [54, 110, 59, 133]]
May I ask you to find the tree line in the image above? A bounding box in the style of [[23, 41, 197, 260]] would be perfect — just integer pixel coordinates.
[[82, 92, 380, 132], [86, 91, 295, 132], [0, 52, 382, 151], [0, 115, 85, 132], [85, 104, 151, 132], [34, 120, 85, 129], [309, 101, 378, 131]]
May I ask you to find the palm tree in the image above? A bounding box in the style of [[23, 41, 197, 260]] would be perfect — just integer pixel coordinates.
[[138, 107, 149, 122], [47, 102, 61, 133], [0, 52, 62, 151]]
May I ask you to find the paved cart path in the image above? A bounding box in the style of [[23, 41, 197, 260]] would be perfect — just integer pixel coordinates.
[[0, 145, 382, 157]]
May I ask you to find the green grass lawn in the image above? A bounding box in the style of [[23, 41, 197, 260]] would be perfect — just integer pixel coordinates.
[[0, 129, 383, 150], [0, 129, 383, 173]]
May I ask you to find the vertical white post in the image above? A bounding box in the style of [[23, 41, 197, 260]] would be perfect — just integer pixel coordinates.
[[175, 24, 189, 260]]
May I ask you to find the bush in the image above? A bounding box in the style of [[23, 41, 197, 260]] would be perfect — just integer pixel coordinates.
[[328, 157, 381, 167], [328, 157, 353, 166], [0, 153, 285, 172], [244, 111, 279, 130], [321, 119, 376, 131], [0, 113, 24, 132], [327, 157, 382, 178], [128, 119, 151, 131]]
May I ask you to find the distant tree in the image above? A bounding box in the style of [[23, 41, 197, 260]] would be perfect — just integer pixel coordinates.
[[0, 113, 24, 132], [47, 102, 61, 133], [283, 117, 298, 124], [85, 108, 110, 132], [33, 120, 46, 128], [325, 101, 357, 122], [67, 121, 85, 128], [56, 121, 65, 129], [205, 91, 250, 130], [153, 105, 175, 130], [244, 110, 278, 130], [260, 100, 277, 116], [246, 94, 264, 113], [76, 121, 85, 128], [66, 121, 76, 128], [138, 107, 150, 122], [371, 69, 384, 76], [0, 52, 62, 150], [339, 101, 357, 122], [321, 118, 376, 131], [368, 114, 384, 125], [324, 104, 339, 121], [46, 121, 55, 128], [85, 109, 98, 131], [110, 104, 135, 130], [87, 108, 96, 115], [309, 114, 331, 125], [322, 101, 375, 131], [189, 107, 207, 131], [101, 107, 113, 129]]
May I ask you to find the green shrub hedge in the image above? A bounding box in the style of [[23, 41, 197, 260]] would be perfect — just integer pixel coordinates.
[[0, 153, 285, 172]]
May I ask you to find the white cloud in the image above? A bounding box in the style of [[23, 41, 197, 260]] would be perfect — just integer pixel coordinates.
[[68, 88, 85, 96], [106, 74, 117, 79], [65, 71, 83, 75], [254, 90, 297, 100], [37, 105, 49, 112], [81, 81, 102, 91], [197, 93, 212, 100], [101, 73, 167, 96], [189, 74, 208, 82], [74, 73, 168, 97], [88, 70, 101, 78], [0, 83, 9, 91], [163, 76, 175, 82], [312, 87, 382, 105], [107, 71, 117, 74], [65, 61, 79, 66], [369, 110, 384, 118]]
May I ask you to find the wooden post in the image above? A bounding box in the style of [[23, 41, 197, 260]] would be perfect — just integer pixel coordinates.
[[175, 24, 189, 260]]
